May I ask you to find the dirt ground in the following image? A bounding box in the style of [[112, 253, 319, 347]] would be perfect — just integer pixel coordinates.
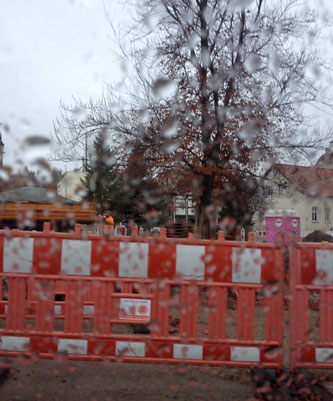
[[0, 359, 255, 401]]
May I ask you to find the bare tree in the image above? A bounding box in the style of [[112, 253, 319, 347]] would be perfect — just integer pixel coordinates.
[[53, 0, 332, 238]]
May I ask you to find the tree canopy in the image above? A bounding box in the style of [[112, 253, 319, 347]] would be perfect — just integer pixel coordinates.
[[54, 0, 332, 238]]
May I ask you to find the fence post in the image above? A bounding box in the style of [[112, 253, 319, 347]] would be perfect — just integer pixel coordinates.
[[248, 232, 255, 243], [218, 230, 225, 242], [43, 222, 51, 232], [289, 244, 300, 370], [160, 227, 167, 239]]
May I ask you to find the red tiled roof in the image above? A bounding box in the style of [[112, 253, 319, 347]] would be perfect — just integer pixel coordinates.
[[275, 164, 333, 197]]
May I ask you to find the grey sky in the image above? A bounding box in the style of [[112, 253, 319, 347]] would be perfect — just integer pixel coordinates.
[[0, 0, 131, 171], [0, 0, 333, 174]]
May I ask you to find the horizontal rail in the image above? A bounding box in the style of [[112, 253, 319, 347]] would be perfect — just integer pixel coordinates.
[[0, 330, 281, 346], [0, 227, 283, 249], [0, 273, 267, 289], [0, 351, 281, 368], [295, 285, 333, 290], [294, 242, 333, 249]]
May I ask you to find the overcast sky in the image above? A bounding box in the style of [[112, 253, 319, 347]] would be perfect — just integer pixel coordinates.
[[1, 0, 333, 174], [0, 0, 132, 172]]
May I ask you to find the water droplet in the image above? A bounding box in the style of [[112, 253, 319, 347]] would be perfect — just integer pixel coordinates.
[[264, 346, 283, 360], [152, 79, 177, 98], [244, 53, 261, 73], [23, 136, 51, 147]]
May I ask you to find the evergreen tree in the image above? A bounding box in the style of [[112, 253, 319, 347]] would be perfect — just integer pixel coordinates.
[[83, 134, 171, 227], [83, 133, 123, 218]]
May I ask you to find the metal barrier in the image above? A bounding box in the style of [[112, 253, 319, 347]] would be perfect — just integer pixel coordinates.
[[289, 242, 333, 369], [0, 224, 284, 367]]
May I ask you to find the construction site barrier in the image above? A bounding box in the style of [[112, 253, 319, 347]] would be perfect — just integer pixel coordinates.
[[0, 224, 284, 368], [289, 241, 333, 369]]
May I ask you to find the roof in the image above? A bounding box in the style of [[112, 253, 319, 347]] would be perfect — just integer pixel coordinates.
[[0, 186, 75, 204], [316, 152, 333, 168], [315, 144, 333, 169], [265, 209, 299, 217], [275, 164, 333, 197]]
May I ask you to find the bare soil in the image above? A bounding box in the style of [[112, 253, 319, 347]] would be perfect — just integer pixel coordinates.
[[0, 359, 255, 401]]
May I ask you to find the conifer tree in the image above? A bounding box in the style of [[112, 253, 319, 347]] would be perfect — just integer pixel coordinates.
[[83, 132, 123, 217]]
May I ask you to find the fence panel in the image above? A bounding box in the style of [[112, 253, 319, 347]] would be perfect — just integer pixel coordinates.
[[0, 227, 284, 368], [289, 243, 333, 369]]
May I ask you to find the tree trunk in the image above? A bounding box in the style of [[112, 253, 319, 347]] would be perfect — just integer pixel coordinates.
[[196, 173, 216, 239]]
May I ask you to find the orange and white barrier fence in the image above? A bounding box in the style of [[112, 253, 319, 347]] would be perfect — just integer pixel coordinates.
[[289, 242, 333, 369], [0, 224, 285, 368], [5, 223, 333, 370]]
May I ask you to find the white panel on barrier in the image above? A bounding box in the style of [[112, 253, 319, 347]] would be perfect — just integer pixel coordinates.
[[231, 346, 260, 362], [0, 336, 30, 351], [232, 248, 262, 283], [315, 250, 333, 285], [316, 348, 333, 363], [119, 242, 148, 278], [61, 240, 92, 275], [176, 245, 205, 280], [58, 339, 88, 355], [3, 238, 34, 273], [173, 344, 203, 360]]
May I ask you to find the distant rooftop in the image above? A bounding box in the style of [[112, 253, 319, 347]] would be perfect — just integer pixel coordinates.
[[0, 186, 75, 204], [276, 164, 333, 197]]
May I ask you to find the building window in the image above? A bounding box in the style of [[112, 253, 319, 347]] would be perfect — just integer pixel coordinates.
[[325, 209, 330, 223], [278, 184, 286, 195], [312, 207, 318, 222], [267, 186, 273, 196]]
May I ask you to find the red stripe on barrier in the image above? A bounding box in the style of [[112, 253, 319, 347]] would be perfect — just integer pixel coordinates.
[[261, 249, 281, 282], [300, 346, 315, 365], [34, 238, 62, 275], [90, 239, 119, 277], [87, 340, 115, 356], [300, 248, 316, 285], [203, 345, 230, 361], [30, 336, 57, 354], [145, 342, 173, 359], [148, 242, 176, 278], [205, 246, 232, 282]]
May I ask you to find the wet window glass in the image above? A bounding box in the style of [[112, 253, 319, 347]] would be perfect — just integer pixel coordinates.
[[0, 0, 333, 400]]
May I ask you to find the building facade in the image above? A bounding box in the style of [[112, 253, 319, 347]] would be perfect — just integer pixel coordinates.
[[254, 159, 333, 238], [57, 171, 87, 202]]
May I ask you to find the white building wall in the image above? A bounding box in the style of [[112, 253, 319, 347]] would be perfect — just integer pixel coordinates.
[[57, 171, 87, 202], [253, 170, 333, 238]]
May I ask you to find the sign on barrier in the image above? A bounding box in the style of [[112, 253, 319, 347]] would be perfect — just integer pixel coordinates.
[[119, 299, 151, 321]]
